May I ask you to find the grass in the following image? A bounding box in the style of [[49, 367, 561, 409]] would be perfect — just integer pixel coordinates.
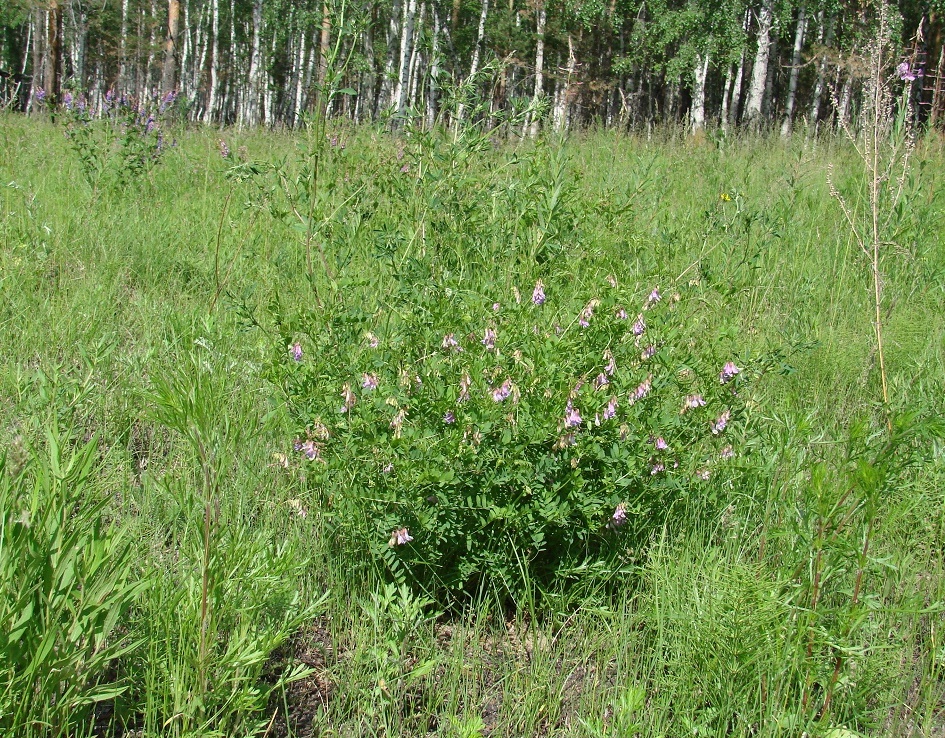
[[0, 113, 944, 736]]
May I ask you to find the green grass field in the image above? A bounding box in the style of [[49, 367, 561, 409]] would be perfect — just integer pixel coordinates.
[[1, 114, 944, 737]]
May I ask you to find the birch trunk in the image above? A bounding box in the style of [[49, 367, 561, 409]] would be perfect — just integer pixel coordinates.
[[44, 1, 62, 103], [744, 0, 773, 128], [319, 0, 331, 91], [810, 12, 835, 127], [456, 0, 489, 125], [148, 0, 158, 92], [721, 63, 733, 129], [204, 0, 220, 123], [781, 3, 807, 135], [553, 35, 575, 132], [407, 3, 424, 113], [691, 51, 709, 133], [528, 0, 546, 137], [161, 0, 181, 95], [119, 0, 129, 93], [395, 0, 418, 116], [181, 0, 191, 99], [294, 30, 307, 124], [30, 6, 43, 109], [381, 0, 402, 109], [243, 0, 263, 126], [427, 5, 441, 127]]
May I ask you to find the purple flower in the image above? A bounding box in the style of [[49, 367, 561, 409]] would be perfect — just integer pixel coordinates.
[[443, 411, 456, 424], [400, 164, 410, 173], [579, 300, 598, 328], [362, 373, 379, 390], [593, 373, 609, 390], [632, 315, 646, 336], [615, 307, 628, 320], [34, 87, 46, 104], [389, 527, 413, 546], [604, 350, 617, 376], [300, 440, 320, 461], [641, 345, 657, 360], [720, 445, 734, 459], [482, 327, 497, 350], [492, 302, 501, 312], [653, 436, 668, 451], [897, 61, 917, 82], [629, 375, 653, 405], [63, 92, 74, 110], [603, 397, 618, 420], [608, 503, 627, 529], [695, 469, 711, 481], [651, 462, 665, 475], [366, 332, 379, 348], [532, 280, 546, 305], [492, 378, 513, 403], [720, 361, 740, 383], [159, 90, 176, 112], [710, 410, 730, 435], [219, 139, 231, 158], [458, 373, 472, 403], [341, 383, 356, 412], [682, 394, 706, 412], [644, 287, 661, 309], [290, 342, 303, 362], [390, 408, 407, 437], [382, 462, 394, 473], [563, 400, 582, 428], [293, 438, 303, 452]]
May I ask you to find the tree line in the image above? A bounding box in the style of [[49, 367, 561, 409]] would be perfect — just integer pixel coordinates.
[[0, 0, 943, 132]]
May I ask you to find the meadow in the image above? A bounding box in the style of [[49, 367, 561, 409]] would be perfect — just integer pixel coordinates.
[[1, 111, 944, 737]]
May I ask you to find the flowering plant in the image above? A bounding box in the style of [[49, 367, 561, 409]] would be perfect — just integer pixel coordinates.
[[270, 278, 754, 598], [59, 89, 176, 192]]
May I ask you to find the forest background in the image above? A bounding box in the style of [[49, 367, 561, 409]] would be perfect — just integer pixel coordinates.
[[0, 0, 944, 133]]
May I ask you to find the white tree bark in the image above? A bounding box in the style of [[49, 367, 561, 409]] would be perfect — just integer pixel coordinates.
[[204, 0, 220, 123], [744, 0, 773, 127], [119, 0, 129, 93], [395, 0, 418, 116], [242, 0, 263, 126], [780, 4, 807, 136], [456, 0, 489, 125], [810, 12, 835, 127], [426, 5, 441, 127], [294, 29, 307, 124], [528, 0, 546, 137], [691, 51, 709, 133]]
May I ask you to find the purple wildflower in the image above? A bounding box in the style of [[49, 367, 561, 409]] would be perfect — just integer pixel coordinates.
[[400, 164, 410, 173], [608, 503, 628, 529], [219, 139, 231, 158], [629, 375, 653, 405], [594, 373, 609, 390], [632, 315, 646, 336], [492, 302, 501, 312], [641, 345, 657, 360], [389, 527, 414, 546], [492, 378, 513, 403], [651, 462, 665, 475], [644, 287, 661, 309], [293, 439, 304, 453], [482, 327, 497, 350], [563, 400, 582, 428], [682, 394, 706, 412], [604, 350, 617, 376], [34, 87, 46, 104], [654, 436, 669, 451], [603, 397, 618, 420], [362, 373, 379, 390], [720, 445, 734, 459], [366, 332, 379, 348], [63, 92, 74, 110], [579, 300, 598, 328], [720, 361, 740, 383], [710, 410, 731, 435], [897, 61, 917, 82], [300, 440, 320, 461], [532, 280, 546, 305], [695, 469, 711, 481], [290, 342, 303, 361], [615, 307, 628, 320], [444, 411, 456, 424], [458, 373, 472, 403]]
